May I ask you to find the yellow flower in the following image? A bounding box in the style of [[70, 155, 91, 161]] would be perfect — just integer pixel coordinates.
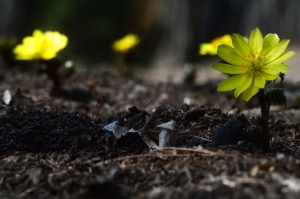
[[112, 34, 140, 53], [199, 34, 232, 55], [13, 29, 68, 60], [213, 27, 295, 101]]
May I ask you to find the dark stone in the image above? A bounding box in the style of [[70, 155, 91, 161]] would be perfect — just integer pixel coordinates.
[[213, 119, 246, 146]]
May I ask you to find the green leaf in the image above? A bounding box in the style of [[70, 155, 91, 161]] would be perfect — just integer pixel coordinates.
[[265, 87, 286, 106]]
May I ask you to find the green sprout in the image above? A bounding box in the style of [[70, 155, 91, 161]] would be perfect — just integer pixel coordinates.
[[212, 27, 295, 152], [265, 87, 287, 108]]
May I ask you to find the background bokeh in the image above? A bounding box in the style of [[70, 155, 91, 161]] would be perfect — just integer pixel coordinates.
[[0, 0, 299, 69]]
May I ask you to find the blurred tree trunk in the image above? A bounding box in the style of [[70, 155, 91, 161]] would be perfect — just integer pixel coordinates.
[[153, 0, 300, 66], [0, 0, 38, 36]]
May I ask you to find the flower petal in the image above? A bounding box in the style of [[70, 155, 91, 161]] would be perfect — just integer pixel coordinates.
[[263, 33, 279, 55], [249, 28, 263, 53], [232, 34, 250, 57], [217, 74, 245, 91], [33, 29, 43, 39], [254, 73, 266, 88], [264, 39, 290, 64], [234, 75, 253, 97], [13, 43, 35, 60], [265, 51, 295, 65], [41, 50, 57, 60], [217, 44, 241, 65], [260, 71, 279, 81], [242, 82, 259, 102], [261, 64, 289, 75], [212, 63, 241, 74]]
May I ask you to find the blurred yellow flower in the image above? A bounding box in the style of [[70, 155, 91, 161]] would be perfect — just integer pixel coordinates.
[[13, 29, 68, 60], [112, 34, 140, 53], [199, 34, 232, 55]]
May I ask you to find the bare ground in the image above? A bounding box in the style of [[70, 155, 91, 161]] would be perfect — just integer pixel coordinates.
[[0, 68, 300, 199]]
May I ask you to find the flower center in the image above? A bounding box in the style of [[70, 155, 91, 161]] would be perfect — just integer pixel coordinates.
[[239, 51, 265, 76]]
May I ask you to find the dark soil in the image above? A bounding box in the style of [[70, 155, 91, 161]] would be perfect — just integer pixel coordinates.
[[0, 69, 300, 199]]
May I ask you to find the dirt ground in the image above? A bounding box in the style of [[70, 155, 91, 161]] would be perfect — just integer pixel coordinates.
[[0, 65, 300, 199]]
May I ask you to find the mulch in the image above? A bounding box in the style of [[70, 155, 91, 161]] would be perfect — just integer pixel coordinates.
[[0, 69, 300, 199]]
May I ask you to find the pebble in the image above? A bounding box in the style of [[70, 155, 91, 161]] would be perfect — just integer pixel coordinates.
[[213, 119, 246, 146]]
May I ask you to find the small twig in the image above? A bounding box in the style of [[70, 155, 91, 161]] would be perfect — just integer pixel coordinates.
[[140, 106, 164, 133], [92, 99, 102, 120], [163, 147, 244, 157], [282, 143, 295, 151], [103, 147, 245, 164], [141, 98, 153, 110], [119, 159, 214, 167], [194, 136, 212, 142]]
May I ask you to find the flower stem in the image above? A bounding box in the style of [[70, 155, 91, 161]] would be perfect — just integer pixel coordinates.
[[257, 89, 270, 152], [39, 58, 61, 89]]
